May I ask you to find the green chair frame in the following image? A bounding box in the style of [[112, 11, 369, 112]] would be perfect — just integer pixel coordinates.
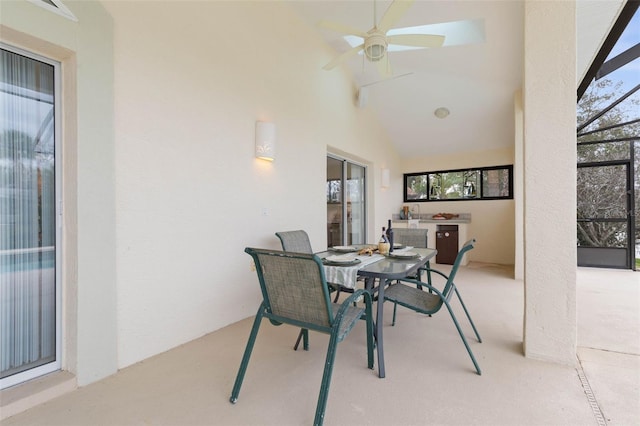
[[383, 239, 482, 375], [275, 230, 354, 350], [230, 247, 375, 426]]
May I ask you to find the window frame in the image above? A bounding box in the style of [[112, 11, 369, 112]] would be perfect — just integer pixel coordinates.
[[403, 164, 514, 202]]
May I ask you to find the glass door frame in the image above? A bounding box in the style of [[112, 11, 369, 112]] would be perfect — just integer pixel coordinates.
[[577, 157, 635, 269], [327, 154, 368, 247], [0, 43, 63, 389]]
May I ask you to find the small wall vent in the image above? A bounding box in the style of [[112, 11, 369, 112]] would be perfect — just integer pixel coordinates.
[[27, 0, 78, 22]]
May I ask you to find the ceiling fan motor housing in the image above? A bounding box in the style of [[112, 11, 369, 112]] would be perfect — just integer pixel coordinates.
[[364, 30, 387, 62]]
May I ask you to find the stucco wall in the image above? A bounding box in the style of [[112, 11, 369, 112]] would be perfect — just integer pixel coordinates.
[[102, 0, 400, 369], [523, 0, 577, 365]]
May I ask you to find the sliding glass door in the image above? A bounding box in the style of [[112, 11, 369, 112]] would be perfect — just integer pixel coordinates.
[[1, 46, 61, 388], [327, 155, 366, 247]]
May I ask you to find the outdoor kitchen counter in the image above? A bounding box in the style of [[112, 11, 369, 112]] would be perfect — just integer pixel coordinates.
[[392, 213, 472, 224], [392, 218, 471, 224]]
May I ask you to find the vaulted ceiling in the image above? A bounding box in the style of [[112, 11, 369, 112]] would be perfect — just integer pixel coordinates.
[[286, 0, 625, 158]]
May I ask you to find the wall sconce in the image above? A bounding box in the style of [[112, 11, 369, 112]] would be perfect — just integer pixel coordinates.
[[381, 168, 390, 189], [255, 121, 276, 161]]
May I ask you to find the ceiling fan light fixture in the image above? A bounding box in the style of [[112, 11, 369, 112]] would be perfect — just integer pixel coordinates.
[[434, 107, 450, 119], [364, 32, 387, 61]]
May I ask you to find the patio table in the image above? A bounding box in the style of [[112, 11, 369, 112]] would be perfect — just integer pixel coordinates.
[[318, 246, 437, 378]]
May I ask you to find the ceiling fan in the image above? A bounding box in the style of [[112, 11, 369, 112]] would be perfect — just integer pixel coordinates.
[[320, 0, 445, 77]]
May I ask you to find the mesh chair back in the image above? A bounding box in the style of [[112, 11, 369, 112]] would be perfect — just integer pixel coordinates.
[[441, 239, 476, 297], [275, 230, 313, 254], [393, 228, 428, 248], [249, 248, 333, 328]]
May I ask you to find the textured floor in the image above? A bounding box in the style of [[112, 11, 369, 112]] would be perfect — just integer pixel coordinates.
[[2, 264, 639, 425]]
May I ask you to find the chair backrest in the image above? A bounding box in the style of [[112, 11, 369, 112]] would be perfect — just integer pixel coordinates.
[[275, 230, 313, 254], [393, 228, 428, 248], [245, 247, 334, 329], [441, 239, 476, 297]]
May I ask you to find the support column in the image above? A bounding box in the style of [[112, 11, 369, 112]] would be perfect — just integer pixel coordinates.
[[523, 0, 577, 365]]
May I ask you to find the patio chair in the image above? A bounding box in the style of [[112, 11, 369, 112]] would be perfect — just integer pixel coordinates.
[[383, 239, 482, 375], [393, 228, 428, 249], [231, 248, 375, 426], [276, 229, 353, 301], [275, 230, 353, 350], [392, 228, 433, 287]]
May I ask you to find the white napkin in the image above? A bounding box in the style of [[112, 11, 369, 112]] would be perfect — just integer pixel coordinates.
[[326, 254, 356, 262]]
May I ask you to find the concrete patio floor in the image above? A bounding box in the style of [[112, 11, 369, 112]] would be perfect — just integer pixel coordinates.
[[1, 263, 638, 425]]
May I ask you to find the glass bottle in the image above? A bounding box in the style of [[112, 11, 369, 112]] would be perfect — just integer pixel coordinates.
[[378, 227, 390, 255], [386, 219, 394, 253]]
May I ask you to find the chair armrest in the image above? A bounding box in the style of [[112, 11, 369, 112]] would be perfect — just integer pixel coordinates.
[[393, 278, 445, 299], [335, 289, 373, 319], [341, 288, 372, 306], [418, 266, 449, 281]]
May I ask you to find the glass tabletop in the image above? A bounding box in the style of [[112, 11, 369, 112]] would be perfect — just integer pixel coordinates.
[[357, 248, 436, 279]]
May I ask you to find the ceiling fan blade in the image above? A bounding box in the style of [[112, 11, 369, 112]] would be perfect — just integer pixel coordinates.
[[377, 0, 415, 33], [318, 20, 368, 38], [386, 34, 445, 48], [323, 44, 365, 70], [375, 56, 393, 78]]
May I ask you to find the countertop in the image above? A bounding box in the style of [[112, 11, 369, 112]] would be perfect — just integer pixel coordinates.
[[391, 213, 471, 224], [392, 219, 471, 224]]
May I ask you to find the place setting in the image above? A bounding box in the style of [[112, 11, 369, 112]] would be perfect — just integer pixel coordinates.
[[386, 245, 421, 260], [322, 253, 361, 266], [323, 245, 382, 266]]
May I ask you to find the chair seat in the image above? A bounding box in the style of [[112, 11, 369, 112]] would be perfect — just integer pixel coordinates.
[[383, 239, 482, 375], [385, 283, 441, 314]]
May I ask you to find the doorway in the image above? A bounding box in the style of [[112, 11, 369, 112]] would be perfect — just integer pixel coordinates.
[[577, 160, 635, 268], [326, 156, 367, 247], [1, 45, 62, 388]]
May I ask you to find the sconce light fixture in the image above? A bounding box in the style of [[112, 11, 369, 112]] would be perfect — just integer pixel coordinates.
[[381, 168, 390, 189], [255, 121, 276, 161]]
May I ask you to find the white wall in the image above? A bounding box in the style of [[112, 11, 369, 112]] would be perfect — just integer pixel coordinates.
[[522, 0, 577, 366], [101, 1, 401, 369], [401, 147, 515, 265], [514, 91, 524, 280]]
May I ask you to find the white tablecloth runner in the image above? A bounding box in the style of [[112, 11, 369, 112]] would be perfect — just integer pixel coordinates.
[[323, 253, 384, 289]]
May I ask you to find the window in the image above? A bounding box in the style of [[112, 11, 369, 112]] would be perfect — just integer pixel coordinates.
[[404, 165, 513, 202]]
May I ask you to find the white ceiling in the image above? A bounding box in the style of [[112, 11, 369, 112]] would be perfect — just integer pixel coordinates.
[[286, 0, 624, 159]]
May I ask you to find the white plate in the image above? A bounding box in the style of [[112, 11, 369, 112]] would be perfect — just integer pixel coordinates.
[[331, 246, 358, 252], [389, 251, 419, 258]]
